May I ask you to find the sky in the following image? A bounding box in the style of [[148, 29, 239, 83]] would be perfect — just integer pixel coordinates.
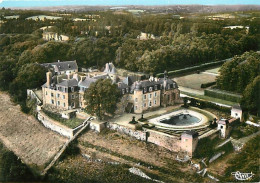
[[0, 0, 259, 8]]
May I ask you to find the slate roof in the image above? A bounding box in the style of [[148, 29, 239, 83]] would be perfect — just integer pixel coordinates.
[[42, 60, 78, 72], [132, 78, 178, 91], [104, 63, 116, 74], [232, 105, 242, 110], [118, 82, 129, 89], [78, 77, 97, 88], [123, 76, 136, 86], [56, 79, 78, 87]]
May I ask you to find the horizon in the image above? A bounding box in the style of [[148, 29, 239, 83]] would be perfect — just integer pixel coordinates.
[[0, 0, 260, 8]]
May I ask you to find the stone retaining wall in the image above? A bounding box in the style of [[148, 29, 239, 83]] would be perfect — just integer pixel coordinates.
[[38, 111, 74, 138], [147, 130, 181, 152], [106, 123, 147, 141], [107, 123, 181, 152]]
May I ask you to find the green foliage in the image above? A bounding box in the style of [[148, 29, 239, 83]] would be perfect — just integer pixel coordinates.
[[201, 81, 217, 88], [194, 137, 223, 159], [223, 135, 260, 182], [231, 123, 259, 139], [0, 143, 37, 182], [217, 51, 260, 93], [204, 89, 242, 103], [42, 108, 84, 129], [241, 75, 260, 116], [9, 63, 47, 102], [84, 79, 121, 119]]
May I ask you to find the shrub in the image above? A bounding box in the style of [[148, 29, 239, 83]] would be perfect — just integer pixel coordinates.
[[201, 81, 216, 88], [204, 89, 242, 102]]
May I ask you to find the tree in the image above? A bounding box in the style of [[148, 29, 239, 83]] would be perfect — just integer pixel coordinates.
[[241, 75, 260, 116], [84, 79, 121, 119]]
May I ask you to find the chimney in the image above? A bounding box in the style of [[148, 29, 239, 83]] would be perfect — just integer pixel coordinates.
[[46, 72, 52, 88]]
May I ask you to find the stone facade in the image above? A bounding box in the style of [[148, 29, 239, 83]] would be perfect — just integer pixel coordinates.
[[41, 61, 182, 113]]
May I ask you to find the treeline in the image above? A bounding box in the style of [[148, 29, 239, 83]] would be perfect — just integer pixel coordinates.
[[216, 51, 260, 115], [0, 9, 259, 108]]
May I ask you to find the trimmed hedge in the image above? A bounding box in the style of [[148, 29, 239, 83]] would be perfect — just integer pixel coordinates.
[[204, 89, 242, 103], [156, 58, 231, 77], [201, 81, 216, 88], [184, 96, 231, 113]]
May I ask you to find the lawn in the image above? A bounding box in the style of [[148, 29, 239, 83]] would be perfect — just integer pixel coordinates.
[[175, 73, 217, 90], [42, 109, 84, 129], [205, 67, 221, 74], [181, 91, 237, 106]]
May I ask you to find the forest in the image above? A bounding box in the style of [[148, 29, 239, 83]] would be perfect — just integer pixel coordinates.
[[0, 8, 259, 109]]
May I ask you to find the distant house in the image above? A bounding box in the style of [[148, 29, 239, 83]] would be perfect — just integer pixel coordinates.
[[73, 18, 87, 22], [137, 32, 156, 40], [42, 32, 69, 42]]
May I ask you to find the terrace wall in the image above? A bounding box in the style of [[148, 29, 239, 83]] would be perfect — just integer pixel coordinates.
[[37, 111, 74, 138], [147, 130, 181, 152], [106, 123, 181, 152]]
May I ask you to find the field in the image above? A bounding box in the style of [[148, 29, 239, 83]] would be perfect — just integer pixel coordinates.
[[0, 92, 67, 172], [175, 73, 217, 90], [49, 129, 203, 183]]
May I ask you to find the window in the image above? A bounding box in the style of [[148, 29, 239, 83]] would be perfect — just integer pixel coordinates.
[[57, 101, 60, 105], [71, 87, 74, 92], [149, 87, 153, 92], [168, 84, 170, 89], [57, 94, 60, 98], [149, 101, 152, 107], [135, 98, 138, 102], [65, 88, 68, 93], [51, 99, 54, 104], [149, 94, 152, 99], [143, 95, 146, 100], [143, 103, 146, 107], [126, 88, 129, 93], [135, 106, 138, 110], [154, 85, 157, 90], [46, 91, 48, 95], [63, 95, 65, 99], [63, 103, 65, 107], [122, 89, 125, 94], [71, 102, 74, 107], [72, 94, 74, 99], [144, 88, 147, 93], [154, 92, 157, 97], [51, 93, 54, 97], [154, 100, 157, 105]]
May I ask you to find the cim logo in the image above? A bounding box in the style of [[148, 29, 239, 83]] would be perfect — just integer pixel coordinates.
[[231, 171, 254, 181]]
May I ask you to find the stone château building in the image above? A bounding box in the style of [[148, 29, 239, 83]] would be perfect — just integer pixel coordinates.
[[42, 61, 182, 113]]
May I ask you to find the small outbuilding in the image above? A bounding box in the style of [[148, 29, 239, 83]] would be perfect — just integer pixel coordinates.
[[181, 130, 199, 157], [231, 105, 242, 120]]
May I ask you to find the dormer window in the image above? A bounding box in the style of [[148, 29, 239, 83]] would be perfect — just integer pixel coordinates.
[[149, 87, 153, 92], [167, 84, 170, 89], [126, 88, 129, 93], [144, 88, 147, 93], [122, 89, 125, 94], [71, 87, 74, 92], [154, 85, 157, 90]]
